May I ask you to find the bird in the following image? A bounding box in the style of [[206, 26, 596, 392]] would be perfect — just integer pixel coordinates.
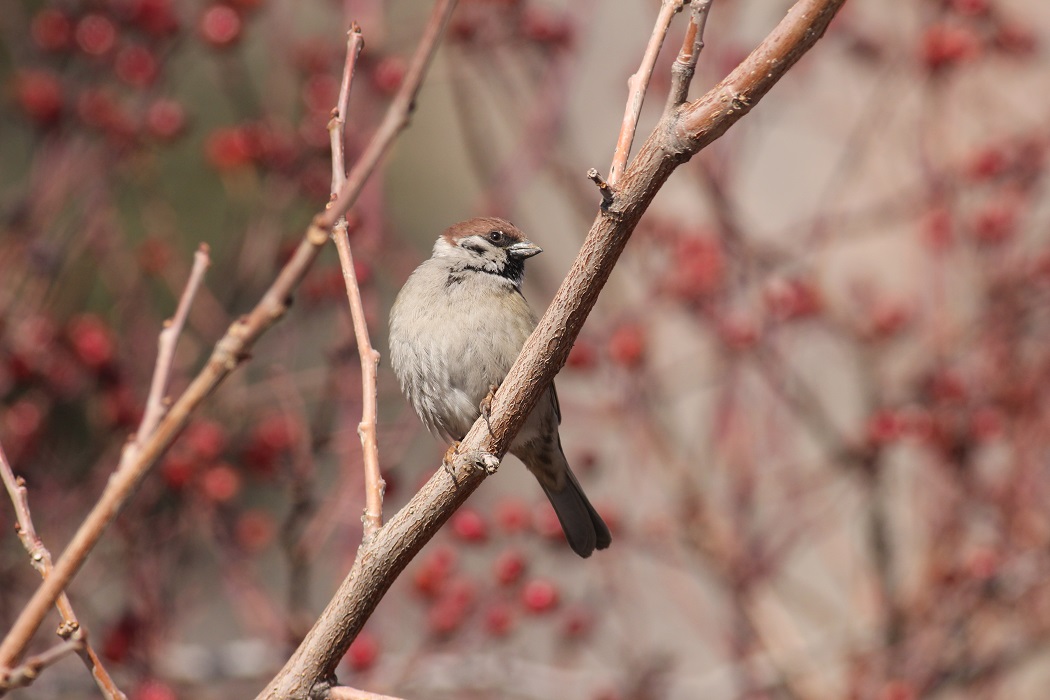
[[388, 216, 611, 557]]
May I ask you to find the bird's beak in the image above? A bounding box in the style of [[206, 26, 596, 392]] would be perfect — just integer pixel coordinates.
[[507, 240, 542, 259]]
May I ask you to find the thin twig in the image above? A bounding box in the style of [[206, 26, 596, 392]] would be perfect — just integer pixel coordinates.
[[136, 243, 212, 443], [0, 635, 85, 693], [0, 0, 458, 672], [0, 444, 126, 699], [327, 23, 385, 539], [664, 0, 714, 114], [587, 168, 615, 208], [327, 686, 405, 700], [607, 0, 684, 187], [329, 24, 365, 194]]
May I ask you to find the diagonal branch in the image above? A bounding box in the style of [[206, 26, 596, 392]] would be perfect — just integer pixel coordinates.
[[0, 443, 125, 699], [607, 0, 684, 187], [257, 1, 848, 698], [664, 0, 714, 113], [327, 24, 386, 540], [0, 636, 84, 693], [0, 0, 458, 670]]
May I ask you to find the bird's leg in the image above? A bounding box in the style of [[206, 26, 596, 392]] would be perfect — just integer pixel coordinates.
[[480, 384, 499, 437], [442, 441, 461, 479]]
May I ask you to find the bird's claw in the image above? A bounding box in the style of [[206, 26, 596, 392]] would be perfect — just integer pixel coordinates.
[[473, 452, 500, 475], [480, 384, 498, 437], [442, 441, 461, 479]]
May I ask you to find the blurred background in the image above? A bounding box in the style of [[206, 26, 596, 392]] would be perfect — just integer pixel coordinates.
[[2, 0, 1050, 698]]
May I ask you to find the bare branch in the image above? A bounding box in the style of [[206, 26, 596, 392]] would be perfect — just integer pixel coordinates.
[[0, 635, 84, 693], [664, 0, 714, 113], [607, 0, 684, 187], [1, 443, 125, 698], [328, 24, 364, 193], [586, 167, 615, 208], [257, 1, 847, 698], [0, 0, 455, 665], [327, 23, 385, 539], [327, 686, 405, 700], [137, 243, 211, 442]]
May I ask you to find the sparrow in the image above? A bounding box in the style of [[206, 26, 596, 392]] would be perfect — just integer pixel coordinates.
[[389, 217, 611, 557]]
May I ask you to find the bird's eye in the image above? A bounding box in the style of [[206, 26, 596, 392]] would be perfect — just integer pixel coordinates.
[[487, 230, 504, 243]]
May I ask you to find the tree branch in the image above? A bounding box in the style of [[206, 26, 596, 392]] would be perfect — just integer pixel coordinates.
[[0, 443, 125, 699], [664, 0, 714, 114], [327, 24, 385, 540], [257, 1, 847, 697], [0, 0, 457, 669], [607, 0, 684, 187]]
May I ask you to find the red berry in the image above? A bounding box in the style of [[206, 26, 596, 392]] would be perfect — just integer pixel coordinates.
[[928, 369, 967, 403], [966, 547, 998, 580], [992, 22, 1037, 56], [302, 73, 339, 114], [4, 399, 44, 444], [484, 603, 515, 637], [896, 406, 932, 442], [76, 88, 118, 130], [115, 45, 159, 88], [880, 681, 917, 700], [451, 508, 488, 543], [76, 14, 118, 56], [146, 99, 187, 141], [495, 497, 530, 533], [922, 206, 954, 251], [235, 510, 275, 551], [12, 70, 63, 126], [68, 315, 115, 370], [972, 199, 1018, 246], [866, 409, 901, 446], [205, 126, 257, 171], [201, 463, 241, 503], [31, 9, 73, 52], [161, 454, 196, 491], [427, 597, 468, 636], [199, 5, 242, 48], [133, 681, 177, 700], [521, 579, 560, 613], [102, 614, 140, 663], [254, 413, 299, 453], [969, 406, 1004, 441], [948, 0, 989, 16], [444, 576, 478, 608], [667, 236, 724, 302], [412, 546, 457, 598], [101, 385, 141, 428], [717, 311, 759, 351], [566, 338, 598, 371], [129, 0, 180, 37], [920, 23, 980, 72], [346, 631, 379, 672], [561, 606, 594, 640], [184, 420, 228, 460], [608, 323, 646, 368], [764, 277, 822, 321], [494, 548, 527, 586], [372, 57, 406, 95], [966, 145, 1009, 181], [867, 302, 911, 340], [520, 8, 575, 47], [449, 17, 479, 43]]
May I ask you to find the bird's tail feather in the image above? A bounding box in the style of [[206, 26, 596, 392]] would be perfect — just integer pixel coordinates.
[[541, 465, 611, 558]]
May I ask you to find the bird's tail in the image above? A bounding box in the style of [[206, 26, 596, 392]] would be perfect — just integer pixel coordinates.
[[540, 461, 611, 558]]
